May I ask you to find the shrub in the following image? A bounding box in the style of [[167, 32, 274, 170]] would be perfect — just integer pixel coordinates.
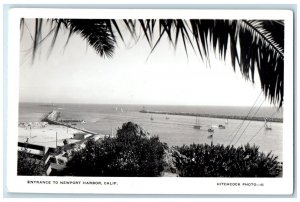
[[17, 148, 45, 176], [172, 143, 282, 177], [64, 122, 167, 176]]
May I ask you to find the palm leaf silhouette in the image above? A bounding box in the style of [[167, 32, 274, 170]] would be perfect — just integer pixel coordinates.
[[20, 19, 284, 107]]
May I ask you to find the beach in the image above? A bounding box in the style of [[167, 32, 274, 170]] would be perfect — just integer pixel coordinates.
[[18, 124, 94, 148], [18, 103, 283, 161]]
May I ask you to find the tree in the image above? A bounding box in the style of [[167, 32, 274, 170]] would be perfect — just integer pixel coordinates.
[[172, 143, 282, 177], [21, 19, 284, 107], [17, 148, 45, 176], [63, 122, 167, 176]]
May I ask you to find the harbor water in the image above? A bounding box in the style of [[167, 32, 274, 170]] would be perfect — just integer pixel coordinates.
[[19, 103, 283, 161]]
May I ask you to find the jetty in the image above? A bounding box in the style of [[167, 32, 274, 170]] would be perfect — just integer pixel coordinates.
[[19, 110, 103, 176], [42, 111, 97, 135], [139, 110, 283, 123]]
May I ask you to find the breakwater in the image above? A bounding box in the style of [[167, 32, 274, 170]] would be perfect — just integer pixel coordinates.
[[59, 119, 84, 123], [139, 110, 283, 123], [42, 111, 98, 135], [42, 110, 61, 122]]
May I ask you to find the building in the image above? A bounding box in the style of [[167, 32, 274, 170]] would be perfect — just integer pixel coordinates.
[[73, 132, 90, 140], [18, 142, 59, 176]]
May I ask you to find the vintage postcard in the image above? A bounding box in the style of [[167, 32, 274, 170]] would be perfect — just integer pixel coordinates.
[[5, 8, 294, 194]]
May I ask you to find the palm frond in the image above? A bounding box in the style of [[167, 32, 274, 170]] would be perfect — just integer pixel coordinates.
[[47, 19, 63, 58], [65, 19, 116, 58], [22, 18, 284, 107], [20, 18, 25, 40], [242, 20, 283, 58], [32, 19, 43, 62], [236, 20, 284, 106], [148, 19, 284, 106], [138, 19, 153, 46]]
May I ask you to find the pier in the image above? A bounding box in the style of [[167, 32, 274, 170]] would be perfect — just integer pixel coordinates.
[[19, 111, 104, 176], [42, 111, 98, 135], [139, 110, 283, 123]]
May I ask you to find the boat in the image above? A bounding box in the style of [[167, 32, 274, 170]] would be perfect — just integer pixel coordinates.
[[264, 118, 272, 130], [150, 115, 154, 121], [193, 125, 201, 129], [193, 117, 201, 129], [265, 125, 272, 130], [165, 114, 170, 120], [225, 119, 228, 125], [120, 108, 124, 113], [141, 106, 149, 113], [208, 128, 214, 132], [218, 124, 226, 129]]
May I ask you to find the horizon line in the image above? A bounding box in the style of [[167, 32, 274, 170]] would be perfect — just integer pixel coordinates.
[[19, 101, 279, 108]]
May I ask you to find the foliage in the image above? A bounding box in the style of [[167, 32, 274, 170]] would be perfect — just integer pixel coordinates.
[[17, 148, 45, 176], [172, 143, 282, 177], [64, 122, 167, 176], [21, 19, 284, 107]]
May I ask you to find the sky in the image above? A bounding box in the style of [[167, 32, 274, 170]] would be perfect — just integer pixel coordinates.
[[19, 19, 271, 107]]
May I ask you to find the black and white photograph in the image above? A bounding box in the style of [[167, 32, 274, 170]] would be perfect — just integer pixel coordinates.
[[5, 8, 294, 194]]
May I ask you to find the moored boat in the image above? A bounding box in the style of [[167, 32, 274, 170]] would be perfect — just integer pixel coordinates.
[[264, 118, 272, 130], [193, 117, 201, 129], [208, 128, 214, 132], [218, 124, 226, 129]]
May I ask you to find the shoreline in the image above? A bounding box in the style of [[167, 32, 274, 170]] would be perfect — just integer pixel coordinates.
[[139, 110, 283, 123], [18, 123, 105, 148], [42, 110, 98, 135], [18, 124, 82, 148]]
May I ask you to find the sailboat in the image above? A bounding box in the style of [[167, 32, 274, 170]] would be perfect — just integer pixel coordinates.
[[165, 114, 170, 120], [208, 127, 214, 132], [264, 118, 272, 130], [225, 119, 228, 125], [193, 117, 201, 129], [120, 108, 124, 113], [150, 115, 154, 121]]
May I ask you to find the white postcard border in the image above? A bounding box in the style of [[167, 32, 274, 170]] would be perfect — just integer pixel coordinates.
[[5, 8, 294, 195]]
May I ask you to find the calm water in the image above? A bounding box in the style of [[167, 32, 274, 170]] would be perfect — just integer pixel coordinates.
[[19, 103, 283, 161]]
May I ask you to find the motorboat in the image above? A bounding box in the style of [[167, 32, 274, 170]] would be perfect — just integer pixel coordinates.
[[208, 128, 214, 133], [218, 124, 226, 129]]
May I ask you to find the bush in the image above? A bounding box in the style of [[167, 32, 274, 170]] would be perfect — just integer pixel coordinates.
[[172, 143, 282, 177], [64, 122, 167, 176], [17, 148, 45, 176]]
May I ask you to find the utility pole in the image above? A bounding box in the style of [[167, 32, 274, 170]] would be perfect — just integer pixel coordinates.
[[208, 131, 214, 145], [56, 132, 57, 148], [29, 126, 31, 143]]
